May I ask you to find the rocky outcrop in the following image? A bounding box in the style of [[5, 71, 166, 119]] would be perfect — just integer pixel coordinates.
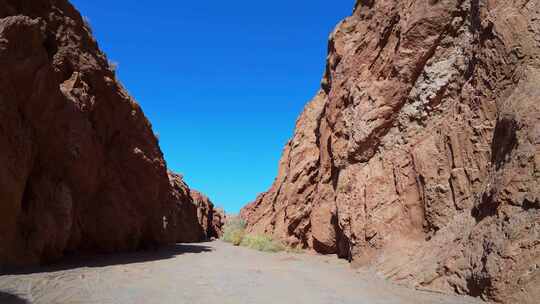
[[166, 172, 225, 242], [211, 208, 226, 238], [0, 0, 213, 268], [191, 190, 226, 239], [241, 0, 540, 303], [165, 173, 204, 244]]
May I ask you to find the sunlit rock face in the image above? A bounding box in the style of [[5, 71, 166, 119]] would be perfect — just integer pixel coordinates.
[[241, 1, 540, 302], [0, 0, 216, 268]]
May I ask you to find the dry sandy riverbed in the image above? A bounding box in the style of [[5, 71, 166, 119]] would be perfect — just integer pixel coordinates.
[[0, 240, 482, 304]]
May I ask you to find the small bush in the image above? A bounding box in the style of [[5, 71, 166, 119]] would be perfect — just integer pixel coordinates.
[[221, 217, 285, 253], [240, 234, 284, 253], [221, 217, 246, 246], [285, 246, 304, 254], [229, 229, 245, 246]]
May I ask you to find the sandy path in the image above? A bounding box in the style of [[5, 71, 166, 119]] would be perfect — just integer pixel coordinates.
[[0, 241, 482, 304]]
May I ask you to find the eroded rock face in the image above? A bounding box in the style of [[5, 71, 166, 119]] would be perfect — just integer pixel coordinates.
[[241, 0, 540, 302], [166, 173, 225, 242], [0, 0, 212, 268], [192, 190, 226, 239]]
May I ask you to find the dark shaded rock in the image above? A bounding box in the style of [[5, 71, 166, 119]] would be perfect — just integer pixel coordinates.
[[165, 172, 225, 243], [0, 0, 213, 268], [191, 190, 225, 239]]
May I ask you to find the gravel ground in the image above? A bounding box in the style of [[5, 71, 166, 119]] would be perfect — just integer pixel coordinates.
[[0, 241, 483, 304]]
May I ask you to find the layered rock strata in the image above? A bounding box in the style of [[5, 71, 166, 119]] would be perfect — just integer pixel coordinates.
[[241, 0, 540, 302]]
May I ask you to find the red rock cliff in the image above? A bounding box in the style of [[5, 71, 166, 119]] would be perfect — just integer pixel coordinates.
[[167, 172, 225, 242], [241, 0, 540, 303], [0, 0, 214, 268]]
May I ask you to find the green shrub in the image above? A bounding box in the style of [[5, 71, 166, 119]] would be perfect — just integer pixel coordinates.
[[221, 218, 285, 253], [229, 229, 245, 246], [240, 234, 284, 253], [285, 246, 304, 254], [221, 217, 246, 246]]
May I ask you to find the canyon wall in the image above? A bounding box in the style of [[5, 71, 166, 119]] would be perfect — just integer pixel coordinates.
[[241, 0, 540, 303], [167, 172, 225, 243], [0, 0, 216, 268]]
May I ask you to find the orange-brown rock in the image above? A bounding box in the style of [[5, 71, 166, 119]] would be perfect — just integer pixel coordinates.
[[192, 190, 226, 239], [165, 172, 225, 243], [241, 0, 540, 303], [0, 0, 212, 269]]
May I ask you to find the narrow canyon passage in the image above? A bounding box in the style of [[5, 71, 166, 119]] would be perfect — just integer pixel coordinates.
[[2, 0, 538, 303], [0, 241, 481, 304]]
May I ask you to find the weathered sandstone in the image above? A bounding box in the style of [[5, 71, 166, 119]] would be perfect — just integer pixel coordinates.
[[166, 172, 225, 242], [0, 0, 215, 268], [242, 0, 540, 303], [192, 190, 225, 239]]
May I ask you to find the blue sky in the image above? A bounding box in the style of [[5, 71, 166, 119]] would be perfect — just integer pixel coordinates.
[[71, 0, 353, 213]]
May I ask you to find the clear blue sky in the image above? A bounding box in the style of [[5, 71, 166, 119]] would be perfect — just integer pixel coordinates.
[[71, 0, 353, 213]]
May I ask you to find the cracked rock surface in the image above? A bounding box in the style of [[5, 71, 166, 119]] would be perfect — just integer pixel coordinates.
[[241, 1, 540, 303], [0, 0, 219, 268]]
